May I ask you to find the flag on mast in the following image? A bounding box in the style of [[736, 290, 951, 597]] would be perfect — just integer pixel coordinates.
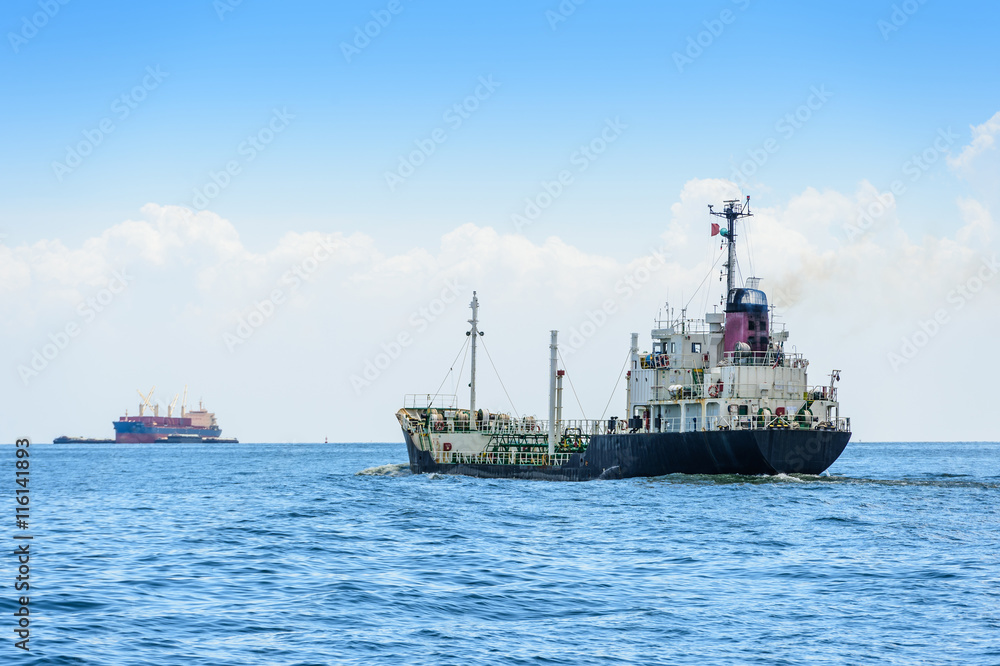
[[711, 223, 720, 236]]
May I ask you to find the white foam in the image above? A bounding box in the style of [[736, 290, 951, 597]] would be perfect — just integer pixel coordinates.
[[355, 463, 412, 477]]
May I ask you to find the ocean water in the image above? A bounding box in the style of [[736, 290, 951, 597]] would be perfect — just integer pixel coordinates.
[[11, 441, 1000, 665]]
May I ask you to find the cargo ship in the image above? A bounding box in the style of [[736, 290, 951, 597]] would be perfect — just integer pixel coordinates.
[[112, 387, 227, 443], [396, 197, 851, 480]]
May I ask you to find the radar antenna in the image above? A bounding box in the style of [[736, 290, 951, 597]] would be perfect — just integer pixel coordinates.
[[708, 196, 753, 295]]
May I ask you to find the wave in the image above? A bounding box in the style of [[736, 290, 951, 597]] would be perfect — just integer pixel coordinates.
[[647, 472, 1000, 488], [355, 463, 412, 477]]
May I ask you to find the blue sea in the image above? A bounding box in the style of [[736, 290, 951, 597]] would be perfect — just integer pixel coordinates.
[[10, 441, 1000, 664]]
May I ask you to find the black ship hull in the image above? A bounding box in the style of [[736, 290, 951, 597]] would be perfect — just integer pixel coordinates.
[[403, 428, 851, 481], [52, 436, 114, 444]]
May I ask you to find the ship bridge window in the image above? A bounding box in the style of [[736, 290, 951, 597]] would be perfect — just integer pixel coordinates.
[[748, 320, 756, 331], [691, 342, 702, 353]]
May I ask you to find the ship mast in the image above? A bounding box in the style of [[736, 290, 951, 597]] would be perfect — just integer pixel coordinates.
[[548, 330, 558, 456], [468, 291, 479, 429], [709, 196, 752, 295]]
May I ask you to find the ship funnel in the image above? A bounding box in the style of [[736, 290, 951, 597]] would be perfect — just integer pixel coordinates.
[[724, 288, 769, 354]]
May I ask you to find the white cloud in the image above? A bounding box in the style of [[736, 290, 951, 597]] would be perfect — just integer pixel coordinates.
[[947, 110, 1000, 215], [948, 110, 1000, 174], [956, 197, 994, 246], [2, 177, 998, 445]]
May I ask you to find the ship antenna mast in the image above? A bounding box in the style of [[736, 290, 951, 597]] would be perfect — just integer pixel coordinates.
[[468, 292, 480, 428], [708, 195, 752, 295]]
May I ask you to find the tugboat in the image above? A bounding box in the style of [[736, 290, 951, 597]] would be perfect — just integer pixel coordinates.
[[396, 197, 851, 480]]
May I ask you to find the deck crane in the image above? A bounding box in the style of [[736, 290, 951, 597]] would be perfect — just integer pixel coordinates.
[[137, 387, 156, 417]]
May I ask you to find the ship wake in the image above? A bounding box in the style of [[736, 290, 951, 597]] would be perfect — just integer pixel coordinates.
[[356, 463, 412, 477]]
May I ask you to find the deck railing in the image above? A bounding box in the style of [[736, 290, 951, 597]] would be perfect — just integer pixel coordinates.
[[414, 413, 850, 437], [639, 351, 809, 370], [437, 450, 575, 466], [720, 351, 806, 367], [649, 383, 838, 402], [404, 393, 458, 409]]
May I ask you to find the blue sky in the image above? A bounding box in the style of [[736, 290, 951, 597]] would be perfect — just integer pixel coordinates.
[[3, 1, 1000, 442], [5, 0, 997, 251]]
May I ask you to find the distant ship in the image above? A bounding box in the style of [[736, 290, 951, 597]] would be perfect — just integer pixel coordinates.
[[112, 387, 228, 443], [397, 197, 851, 480]]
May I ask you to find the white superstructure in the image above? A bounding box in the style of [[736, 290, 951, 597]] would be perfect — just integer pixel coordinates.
[[624, 294, 845, 435]]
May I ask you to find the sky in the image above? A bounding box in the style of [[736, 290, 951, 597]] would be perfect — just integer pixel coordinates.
[[2, 0, 999, 443]]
